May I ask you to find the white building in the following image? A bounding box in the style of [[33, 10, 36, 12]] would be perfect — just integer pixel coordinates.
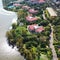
[[45, 7, 57, 19], [46, 7, 57, 16]]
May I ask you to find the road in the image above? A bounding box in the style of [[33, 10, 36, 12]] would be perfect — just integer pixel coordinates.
[[49, 24, 58, 60], [0, 0, 24, 60], [42, 10, 58, 60]]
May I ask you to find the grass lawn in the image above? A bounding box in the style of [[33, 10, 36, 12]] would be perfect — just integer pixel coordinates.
[[58, 58, 60, 60], [16, 26, 31, 35], [31, 46, 37, 53], [40, 54, 48, 60]]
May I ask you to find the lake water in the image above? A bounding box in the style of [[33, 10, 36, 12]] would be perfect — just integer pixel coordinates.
[[0, 0, 24, 60]]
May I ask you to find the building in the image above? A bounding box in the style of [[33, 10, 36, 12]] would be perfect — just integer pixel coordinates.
[[38, 0, 45, 3], [22, 5, 31, 10], [45, 7, 57, 19], [28, 24, 38, 31], [28, 8, 38, 14], [26, 15, 38, 22], [28, 24, 44, 33]]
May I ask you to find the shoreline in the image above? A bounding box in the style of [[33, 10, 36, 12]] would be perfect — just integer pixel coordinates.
[[0, 0, 24, 60], [1, 0, 18, 29], [1, 0, 17, 23]]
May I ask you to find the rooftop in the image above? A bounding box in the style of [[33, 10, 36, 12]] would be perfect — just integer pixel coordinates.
[[28, 24, 44, 33], [46, 7, 57, 16], [38, 0, 45, 3], [22, 5, 31, 10], [29, 8, 38, 14], [26, 15, 38, 22], [28, 24, 38, 31], [35, 26, 44, 33]]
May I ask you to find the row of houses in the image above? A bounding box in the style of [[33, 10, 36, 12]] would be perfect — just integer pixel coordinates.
[[25, 7, 57, 33], [8, 1, 57, 19], [7, 1, 57, 33], [21, 5, 39, 22], [23, 5, 44, 33], [22, 5, 57, 33], [7, 0, 46, 9]]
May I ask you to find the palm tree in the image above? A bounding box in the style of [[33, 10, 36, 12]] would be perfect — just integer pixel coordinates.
[[26, 51, 33, 60], [6, 31, 13, 40], [16, 37, 23, 48], [17, 9, 27, 20]]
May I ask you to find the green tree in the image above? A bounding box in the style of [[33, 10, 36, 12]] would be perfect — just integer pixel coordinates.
[[12, 23, 17, 29], [40, 20, 49, 26], [17, 9, 27, 20], [16, 37, 23, 48], [6, 31, 13, 40]]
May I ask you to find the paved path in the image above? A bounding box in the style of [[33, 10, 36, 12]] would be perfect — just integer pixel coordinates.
[[49, 24, 58, 60], [0, 0, 24, 60], [42, 11, 47, 20]]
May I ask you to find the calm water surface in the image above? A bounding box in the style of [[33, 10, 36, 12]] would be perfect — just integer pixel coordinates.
[[0, 0, 24, 60]]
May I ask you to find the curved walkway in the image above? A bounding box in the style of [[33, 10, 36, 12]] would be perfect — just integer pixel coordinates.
[[0, 0, 24, 60]]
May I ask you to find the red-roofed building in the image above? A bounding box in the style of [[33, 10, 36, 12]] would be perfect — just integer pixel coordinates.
[[28, 24, 44, 33], [38, 0, 45, 3], [29, 9, 38, 14], [35, 26, 44, 33], [28, 24, 38, 31], [22, 6, 31, 10], [26, 15, 38, 22]]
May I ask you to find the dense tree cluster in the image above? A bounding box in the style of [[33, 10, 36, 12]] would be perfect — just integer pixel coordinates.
[[6, 1, 53, 60]]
